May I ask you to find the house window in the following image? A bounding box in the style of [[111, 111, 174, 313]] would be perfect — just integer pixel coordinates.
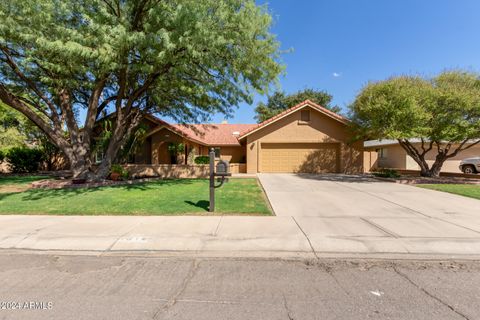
[[300, 110, 310, 122], [214, 147, 221, 159], [378, 148, 388, 159]]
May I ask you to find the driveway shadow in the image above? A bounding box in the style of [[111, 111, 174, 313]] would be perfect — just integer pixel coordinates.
[[293, 173, 378, 183]]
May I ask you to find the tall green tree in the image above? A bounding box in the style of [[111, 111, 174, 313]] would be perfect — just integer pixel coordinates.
[[0, 103, 37, 150], [350, 71, 480, 177], [254, 88, 339, 122], [0, 0, 282, 179]]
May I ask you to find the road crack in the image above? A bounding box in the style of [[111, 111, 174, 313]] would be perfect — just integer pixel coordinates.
[[393, 267, 471, 320], [282, 294, 294, 320], [152, 259, 200, 319]]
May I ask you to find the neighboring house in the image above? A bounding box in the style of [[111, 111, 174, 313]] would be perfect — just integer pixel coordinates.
[[364, 139, 480, 174], [124, 100, 364, 174]]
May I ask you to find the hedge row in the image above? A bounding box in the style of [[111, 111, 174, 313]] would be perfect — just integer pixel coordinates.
[[1, 147, 44, 173]]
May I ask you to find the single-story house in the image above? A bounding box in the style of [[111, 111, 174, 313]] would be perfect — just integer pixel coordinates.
[[364, 139, 480, 174], [125, 100, 364, 175]]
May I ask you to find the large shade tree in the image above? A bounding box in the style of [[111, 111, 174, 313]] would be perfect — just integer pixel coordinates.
[[254, 88, 339, 123], [0, 0, 282, 179], [351, 71, 480, 177]]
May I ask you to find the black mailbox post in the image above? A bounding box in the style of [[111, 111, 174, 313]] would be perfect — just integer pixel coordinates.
[[209, 148, 232, 212]]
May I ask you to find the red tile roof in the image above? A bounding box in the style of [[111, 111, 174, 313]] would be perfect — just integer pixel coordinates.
[[172, 123, 256, 146], [238, 99, 349, 139], [146, 100, 347, 146]]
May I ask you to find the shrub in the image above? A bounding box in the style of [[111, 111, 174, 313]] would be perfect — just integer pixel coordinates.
[[5, 147, 44, 173], [372, 168, 401, 178], [110, 164, 129, 179], [0, 150, 4, 163], [194, 155, 210, 164]]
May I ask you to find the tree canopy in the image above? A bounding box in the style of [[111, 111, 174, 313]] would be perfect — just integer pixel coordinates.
[[350, 70, 480, 177], [0, 0, 282, 179], [0, 103, 38, 150], [254, 88, 339, 123]]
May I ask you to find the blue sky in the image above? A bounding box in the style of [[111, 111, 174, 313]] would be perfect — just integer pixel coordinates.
[[211, 0, 480, 124]]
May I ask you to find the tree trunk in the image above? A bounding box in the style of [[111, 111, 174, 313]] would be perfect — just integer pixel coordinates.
[[93, 120, 135, 181], [396, 139, 445, 178], [424, 154, 447, 178]]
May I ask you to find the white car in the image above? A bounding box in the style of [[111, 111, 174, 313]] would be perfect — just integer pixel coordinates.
[[459, 157, 480, 174]]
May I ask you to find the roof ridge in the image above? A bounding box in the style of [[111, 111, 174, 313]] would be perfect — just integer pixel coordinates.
[[238, 99, 348, 138]]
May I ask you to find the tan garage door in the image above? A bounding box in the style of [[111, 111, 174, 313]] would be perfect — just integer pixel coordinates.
[[260, 143, 340, 173]]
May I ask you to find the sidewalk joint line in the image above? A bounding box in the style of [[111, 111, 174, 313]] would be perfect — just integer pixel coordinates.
[[429, 217, 480, 235], [332, 181, 433, 218], [213, 215, 223, 236], [292, 217, 318, 259]]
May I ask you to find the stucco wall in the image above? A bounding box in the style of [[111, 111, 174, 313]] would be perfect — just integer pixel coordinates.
[[217, 146, 246, 163], [187, 145, 245, 164], [245, 107, 363, 173], [125, 164, 209, 178], [0, 162, 10, 173], [363, 150, 379, 172], [376, 145, 407, 169], [124, 163, 246, 178]]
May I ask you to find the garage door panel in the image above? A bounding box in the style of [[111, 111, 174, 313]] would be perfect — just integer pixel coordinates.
[[261, 143, 339, 173]]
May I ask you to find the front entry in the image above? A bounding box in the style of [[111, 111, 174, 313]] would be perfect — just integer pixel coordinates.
[[260, 143, 340, 173]]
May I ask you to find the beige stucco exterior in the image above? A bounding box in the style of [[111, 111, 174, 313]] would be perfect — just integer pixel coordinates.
[[125, 103, 363, 176], [365, 143, 480, 173], [133, 126, 246, 169], [243, 106, 363, 174]]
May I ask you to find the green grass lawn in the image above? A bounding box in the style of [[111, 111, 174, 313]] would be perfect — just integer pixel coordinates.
[[418, 184, 480, 200], [0, 178, 272, 215]]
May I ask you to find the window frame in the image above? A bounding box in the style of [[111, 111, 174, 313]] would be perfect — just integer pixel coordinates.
[[214, 147, 221, 159], [378, 148, 388, 159]]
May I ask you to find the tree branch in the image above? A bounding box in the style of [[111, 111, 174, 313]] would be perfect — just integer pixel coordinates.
[[0, 84, 70, 152], [446, 139, 480, 159], [84, 77, 108, 141], [0, 46, 61, 124]]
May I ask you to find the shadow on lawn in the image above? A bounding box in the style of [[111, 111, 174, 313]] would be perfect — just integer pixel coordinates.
[[1, 179, 200, 202], [184, 200, 209, 211]]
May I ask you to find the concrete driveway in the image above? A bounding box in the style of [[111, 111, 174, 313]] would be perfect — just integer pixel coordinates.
[[258, 173, 480, 219], [258, 173, 480, 255]]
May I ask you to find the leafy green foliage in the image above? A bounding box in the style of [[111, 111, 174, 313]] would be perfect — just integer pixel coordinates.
[[167, 143, 185, 155], [0, 103, 37, 151], [372, 168, 401, 179], [350, 70, 480, 177], [350, 71, 480, 142], [194, 155, 210, 164], [110, 164, 129, 179], [118, 123, 149, 163], [5, 147, 44, 173], [0, 0, 282, 179], [255, 88, 339, 122]]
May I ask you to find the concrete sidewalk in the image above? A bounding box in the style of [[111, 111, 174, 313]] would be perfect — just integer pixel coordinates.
[[2, 215, 480, 258]]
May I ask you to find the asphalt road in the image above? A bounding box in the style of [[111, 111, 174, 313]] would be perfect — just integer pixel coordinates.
[[0, 253, 479, 320]]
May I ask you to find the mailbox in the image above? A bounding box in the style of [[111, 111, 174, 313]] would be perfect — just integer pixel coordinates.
[[215, 160, 230, 176], [209, 149, 231, 212]]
